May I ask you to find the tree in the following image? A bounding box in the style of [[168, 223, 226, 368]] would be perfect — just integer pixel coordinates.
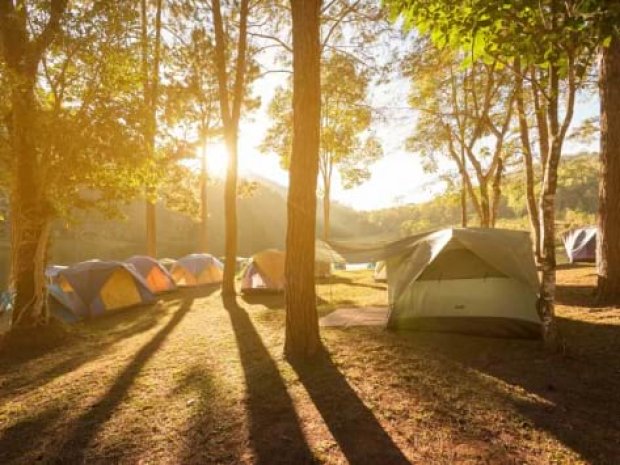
[[0, 0, 68, 325], [597, 32, 620, 302], [405, 44, 515, 228], [261, 51, 382, 240], [0, 1, 152, 326], [212, 0, 251, 296], [284, 0, 323, 361], [388, 0, 595, 348], [166, 2, 222, 253], [140, 0, 164, 257]]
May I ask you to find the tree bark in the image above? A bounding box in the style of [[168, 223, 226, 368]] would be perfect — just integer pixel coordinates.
[[597, 34, 620, 303], [284, 0, 323, 361], [538, 55, 576, 349], [322, 175, 330, 241], [515, 59, 542, 263], [222, 126, 239, 295], [460, 149, 468, 227], [9, 80, 50, 326], [212, 0, 249, 297], [142, 0, 163, 257], [479, 181, 491, 228], [199, 140, 209, 253], [490, 157, 503, 228]]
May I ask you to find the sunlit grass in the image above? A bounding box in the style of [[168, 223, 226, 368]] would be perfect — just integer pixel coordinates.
[[0, 268, 618, 464]]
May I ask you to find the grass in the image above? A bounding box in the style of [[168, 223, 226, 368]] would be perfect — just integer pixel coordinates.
[[0, 267, 618, 464]]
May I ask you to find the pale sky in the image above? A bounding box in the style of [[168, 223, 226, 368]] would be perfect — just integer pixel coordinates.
[[206, 47, 600, 212]]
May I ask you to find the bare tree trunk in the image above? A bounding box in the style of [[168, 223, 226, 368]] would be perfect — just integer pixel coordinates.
[[212, 0, 249, 297], [142, 0, 163, 257], [515, 59, 542, 263], [199, 141, 208, 253], [9, 81, 49, 326], [222, 127, 239, 295], [597, 35, 620, 303], [479, 181, 491, 228], [460, 149, 468, 227], [490, 157, 503, 227], [322, 176, 330, 241], [284, 0, 323, 361], [531, 68, 550, 171]]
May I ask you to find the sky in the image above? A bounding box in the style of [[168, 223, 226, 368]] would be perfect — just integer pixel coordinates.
[[205, 39, 601, 213]]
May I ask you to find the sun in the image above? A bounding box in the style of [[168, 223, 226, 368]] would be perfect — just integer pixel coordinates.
[[203, 142, 229, 179]]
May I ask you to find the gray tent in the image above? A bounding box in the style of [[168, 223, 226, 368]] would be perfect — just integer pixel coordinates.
[[562, 227, 597, 263], [385, 228, 541, 338]]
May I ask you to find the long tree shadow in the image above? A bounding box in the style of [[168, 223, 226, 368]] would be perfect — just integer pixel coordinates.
[[370, 316, 620, 465], [50, 297, 195, 463], [0, 296, 197, 401], [292, 354, 411, 465], [222, 296, 315, 465]]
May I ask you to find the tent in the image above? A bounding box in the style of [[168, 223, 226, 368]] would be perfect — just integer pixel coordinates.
[[170, 253, 224, 287], [240, 249, 286, 294], [562, 226, 597, 263], [240, 245, 344, 293], [374, 261, 387, 282], [159, 258, 177, 271], [126, 256, 176, 293], [48, 260, 156, 321], [385, 228, 541, 338]]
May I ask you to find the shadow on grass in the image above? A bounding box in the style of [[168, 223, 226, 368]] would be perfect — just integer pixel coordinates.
[[323, 274, 387, 291], [553, 279, 615, 309], [368, 315, 620, 465], [50, 297, 195, 463], [240, 292, 285, 309], [292, 354, 410, 465], [222, 296, 314, 465]]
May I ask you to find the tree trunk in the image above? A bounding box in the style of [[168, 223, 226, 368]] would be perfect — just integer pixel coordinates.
[[142, 0, 163, 258], [9, 80, 50, 327], [478, 181, 491, 228], [538, 64, 562, 350], [284, 0, 323, 361], [490, 157, 503, 227], [531, 68, 550, 172], [222, 127, 239, 296], [597, 35, 620, 303], [212, 0, 248, 297], [515, 60, 542, 263], [322, 180, 330, 241], [460, 149, 468, 227], [199, 141, 209, 253]]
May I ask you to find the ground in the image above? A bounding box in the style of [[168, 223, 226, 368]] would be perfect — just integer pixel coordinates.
[[0, 266, 618, 464]]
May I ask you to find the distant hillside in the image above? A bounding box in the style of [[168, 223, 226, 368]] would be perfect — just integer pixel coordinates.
[[44, 176, 381, 265], [364, 152, 598, 236]]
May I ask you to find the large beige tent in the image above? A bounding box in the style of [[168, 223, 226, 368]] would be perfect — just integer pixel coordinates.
[[240, 244, 344, 293], [385, 228, 541, 338]]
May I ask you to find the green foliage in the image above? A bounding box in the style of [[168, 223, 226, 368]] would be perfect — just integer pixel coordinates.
[[261, 51, 383, 191], [20, 3, 153, 220], [367, 152, 599, 235]]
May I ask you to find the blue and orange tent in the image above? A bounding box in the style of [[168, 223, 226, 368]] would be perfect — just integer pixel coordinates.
[[126, 255, 176, 293], [48, 260, 156, 321]]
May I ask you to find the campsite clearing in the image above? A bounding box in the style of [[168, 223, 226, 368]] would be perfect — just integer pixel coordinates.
[[0, 266, 618, 464]]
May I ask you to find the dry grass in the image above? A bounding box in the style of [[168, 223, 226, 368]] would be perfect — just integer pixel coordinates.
[[0, 267, 618, 464]]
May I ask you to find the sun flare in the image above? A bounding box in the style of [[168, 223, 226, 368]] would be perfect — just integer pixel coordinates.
[[203, 142, 229, 179]]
